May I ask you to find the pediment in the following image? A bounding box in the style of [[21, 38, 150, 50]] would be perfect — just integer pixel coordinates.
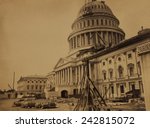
[[54, 58, 69, 69]]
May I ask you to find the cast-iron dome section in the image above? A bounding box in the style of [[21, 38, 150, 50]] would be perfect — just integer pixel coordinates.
[[68, 0, 125, 55]]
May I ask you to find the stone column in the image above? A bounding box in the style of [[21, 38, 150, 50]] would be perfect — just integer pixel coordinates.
[[69, 40, 71, 50], [61, 70, 63, 85], [105, 31, 109, 47], [138, 41, 150, 110], [81, 65, 84, 81], [63, 69, 65, 85], [66, 69, 68, 84], [101, 32, 104, 45], [78, 65, 81, 83], [57, 71, 59, 85], [125, 82, 130, 93], [72, 39, 74, 49], [70, 67, 72, 85], [113, 83, 117, 98], [109, 32, 111, 45], [70, 38, 73, 50], [83, 34, 85, 46], [75, 67, 77, 84], [118, 34, 121, 43], [59, 71, 61, 85], [68, 68, 70, 85], [64, 69, 66, 84], [90, 32, 92, 45], [55, 71, 58, 85], [77, 66, 79, 84], [113, 33, 116, 45], [95, 32, 98, 47], [80, 35, 82, 47], [63, 70, 65, 84], [75, 37, 76, 48], [84, 33, 87, 46], [89, 62, 92, 79], [66, 68, 68, 84], [60, 70, 63, 85], [116, 33, 118, 44], [111, 32, 114, 46]]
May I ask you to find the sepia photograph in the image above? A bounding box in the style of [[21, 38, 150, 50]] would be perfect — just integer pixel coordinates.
[[0, 0, 150, 111]]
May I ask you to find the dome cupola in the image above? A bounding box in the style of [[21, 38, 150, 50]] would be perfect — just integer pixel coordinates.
[[78, 1, 114, 18]]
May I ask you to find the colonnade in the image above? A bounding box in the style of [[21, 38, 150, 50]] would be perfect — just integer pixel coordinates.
[[69, 31, 124, 50], [55, 65, 86, 85]]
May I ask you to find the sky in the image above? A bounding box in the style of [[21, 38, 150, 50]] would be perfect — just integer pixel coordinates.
[[0, 0, 149, 90]]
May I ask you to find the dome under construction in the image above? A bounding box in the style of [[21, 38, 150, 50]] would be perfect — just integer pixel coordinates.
[[68, 0, 125, 54]]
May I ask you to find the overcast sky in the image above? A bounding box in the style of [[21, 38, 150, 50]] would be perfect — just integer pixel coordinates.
[[0, 0, 149, 90]]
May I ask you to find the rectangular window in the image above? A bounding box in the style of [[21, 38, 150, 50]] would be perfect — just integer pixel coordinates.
[[96, 19, 99, 25], [27, 85, 29, 90], [131, 84, 135, 91], [129, 67, 134, 76], [103, 72, 106, 80], [110, 71, 113, 79], [111, 86, 114, 94], [120, 85, 124, 93]]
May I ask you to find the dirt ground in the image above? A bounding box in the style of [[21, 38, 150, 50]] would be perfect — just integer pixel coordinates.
[[0, 99, 146, 111], [0, 99, 75, 111]]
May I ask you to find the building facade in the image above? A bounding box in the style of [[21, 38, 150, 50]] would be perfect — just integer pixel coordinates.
[[17, 75, 47, 96], [48, 0, 149, 99]]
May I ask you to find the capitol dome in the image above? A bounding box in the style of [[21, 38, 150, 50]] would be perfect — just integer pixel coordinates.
[[68, 0, 125, 54]]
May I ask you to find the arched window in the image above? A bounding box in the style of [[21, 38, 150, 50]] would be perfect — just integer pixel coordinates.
[[109, 69, 113, 79], [109, 60, 112, 64], [118, 57, 122, 61], [128, 64, 134, 76], [103, 62, 105, 66], [102, 70, 107, 80], [118, 66, 124, 78]]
